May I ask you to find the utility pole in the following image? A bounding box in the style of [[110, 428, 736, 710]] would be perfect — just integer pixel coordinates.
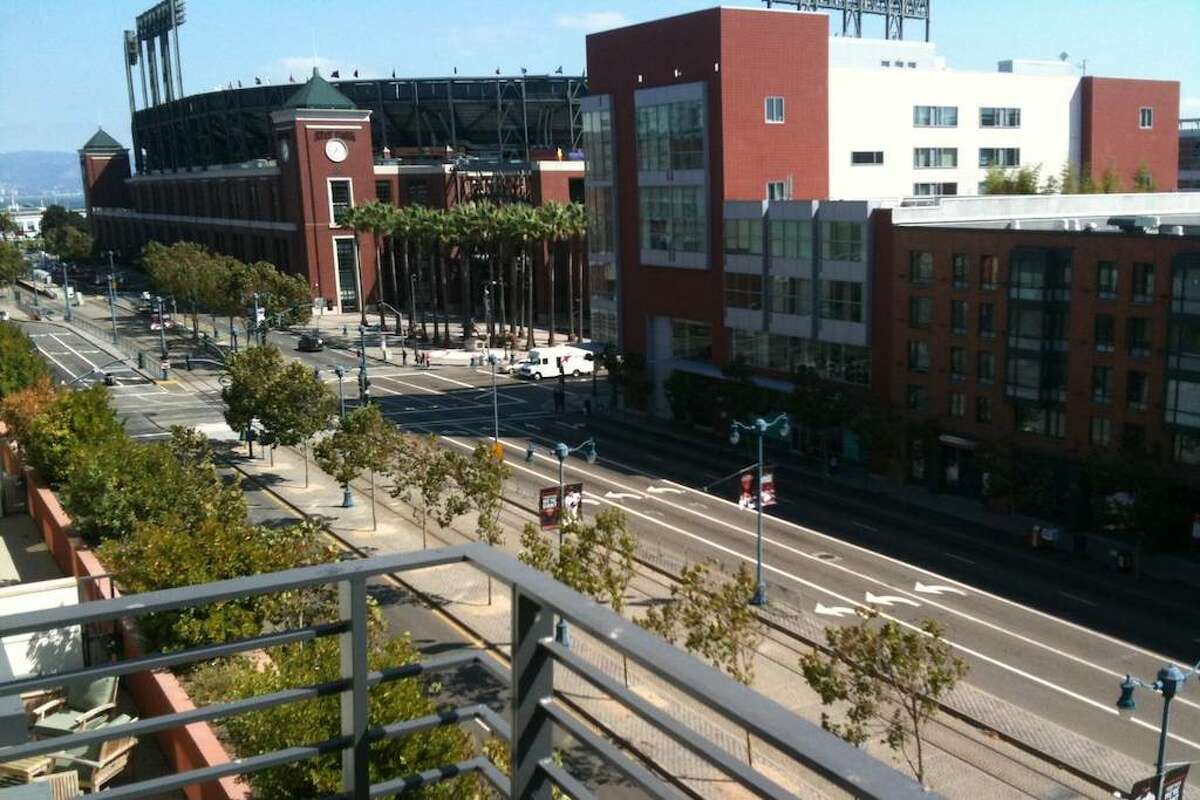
[[60, 263, 72, 322], [106, 269, 119, 344], [155, 295, 168, 357]]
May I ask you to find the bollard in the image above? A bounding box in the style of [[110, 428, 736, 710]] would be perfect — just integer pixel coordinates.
[[137, 351, 145, 369]]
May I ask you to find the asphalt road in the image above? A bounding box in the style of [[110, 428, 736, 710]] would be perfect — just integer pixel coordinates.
[[16, 298, 1200, 774]]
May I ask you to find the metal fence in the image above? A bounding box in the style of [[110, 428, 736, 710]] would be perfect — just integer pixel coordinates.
[[0, 544, 933, 799]]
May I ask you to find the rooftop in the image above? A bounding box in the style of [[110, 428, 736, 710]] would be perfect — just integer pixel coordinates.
[[79, 127, 126, 152], [889, 191, 1200, 232], [282, 67, 356, 110]]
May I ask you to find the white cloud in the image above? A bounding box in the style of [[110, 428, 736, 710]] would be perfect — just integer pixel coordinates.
[[554, 11, 629, 32]]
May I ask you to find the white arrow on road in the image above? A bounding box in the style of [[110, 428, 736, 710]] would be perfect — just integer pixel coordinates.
[[645, 486, 687, 495], [865, 592, 921, 608], [914, 582, 967, 596], [604, 491, 643, 501], [815, 603, 856, 618], [581, 498, 601, 506]]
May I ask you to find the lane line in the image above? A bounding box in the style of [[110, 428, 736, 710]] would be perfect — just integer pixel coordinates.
[[945, 553, 977, 566]]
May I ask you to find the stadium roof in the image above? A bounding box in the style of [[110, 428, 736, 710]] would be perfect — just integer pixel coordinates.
[[283, 68, 356, 110], [80, 127, 126, 152]]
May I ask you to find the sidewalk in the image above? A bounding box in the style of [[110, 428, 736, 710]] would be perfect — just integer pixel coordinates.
[[210, 417, 1137, 799]]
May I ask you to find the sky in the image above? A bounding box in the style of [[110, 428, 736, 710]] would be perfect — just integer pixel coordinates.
[[0, 0, 1197, 154]]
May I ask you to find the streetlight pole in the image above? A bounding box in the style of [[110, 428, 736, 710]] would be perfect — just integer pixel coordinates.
[[334, 365, 346, 419], [729, 413, 790, 607], [358, 325, 370, 405], [106, 271, 119, 344], [525, 437, 598, 648], [252, 293, 263, 346], [60, 263, 72, 322], [484, 284, 499, 443], [155, 296, 168, 357], [1117, 661, 1197, 799]]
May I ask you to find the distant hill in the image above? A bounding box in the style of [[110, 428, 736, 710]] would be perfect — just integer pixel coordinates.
[[0, 151, 82, 199]]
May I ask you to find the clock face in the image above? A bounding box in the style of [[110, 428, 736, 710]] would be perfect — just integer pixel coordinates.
[[325, 138, 349, 163], [279, 139, 290, 163]]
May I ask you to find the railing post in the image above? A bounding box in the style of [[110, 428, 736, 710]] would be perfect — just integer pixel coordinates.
[[511, 588, 555, 799], [339, 576, 370, 800]]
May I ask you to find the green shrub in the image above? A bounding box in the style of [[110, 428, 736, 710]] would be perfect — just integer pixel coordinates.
[[23, 384, 123, 484], [0, 321, 48, 399]]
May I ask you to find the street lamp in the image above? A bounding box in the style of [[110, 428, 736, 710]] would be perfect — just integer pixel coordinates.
[[155, 296, 168, 357], [60, 263, 72, 322], [524, 437, 598, 647], [333, 365, 347, 419], [357, 325, 370, 404], [105, 271, 119, 344], [1115, 658, 1199, 799], [728, 413, 790, 607], [483, 283, 499, 443]]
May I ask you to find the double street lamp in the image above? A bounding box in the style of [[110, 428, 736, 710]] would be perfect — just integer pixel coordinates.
[[729, 413, 790, 607], [525, 436, 598, 647], [1117, 657, 1200, 799]]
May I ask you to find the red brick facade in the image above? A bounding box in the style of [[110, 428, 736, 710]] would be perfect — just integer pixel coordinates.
[[1082, 77, 1180, 191]]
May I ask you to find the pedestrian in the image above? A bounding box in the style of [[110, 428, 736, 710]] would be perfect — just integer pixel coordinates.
[[400, 349, 407, 366]]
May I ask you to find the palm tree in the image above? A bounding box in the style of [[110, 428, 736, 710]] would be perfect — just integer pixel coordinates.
[[336, 204, 373, 326], [410, 206, 436, 343], [390, 206, 418, 336], [539, 202, 571, 346], [357, 201, 396, 329], [565, 202, 588, 341], [432, 209, 455, 346], [524, 205, 549, 349]]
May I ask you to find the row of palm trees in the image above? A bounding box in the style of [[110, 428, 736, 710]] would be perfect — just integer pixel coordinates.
[[340, 200, 589, 349]]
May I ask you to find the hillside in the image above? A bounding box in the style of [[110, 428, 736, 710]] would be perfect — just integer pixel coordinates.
[[0, 151, 81, 198]]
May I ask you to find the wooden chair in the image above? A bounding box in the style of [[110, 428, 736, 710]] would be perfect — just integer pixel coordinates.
[[49, 714, 137, 793], [30, 770, 81, 800]]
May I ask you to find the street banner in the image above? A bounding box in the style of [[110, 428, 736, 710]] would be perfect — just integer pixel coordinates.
[[736, 468, 777, 510], [1129, 766, 1188, 800], [539, 483, 584, 529]]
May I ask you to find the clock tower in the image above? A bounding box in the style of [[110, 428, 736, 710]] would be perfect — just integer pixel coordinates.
[[271, 68, 377, 315]]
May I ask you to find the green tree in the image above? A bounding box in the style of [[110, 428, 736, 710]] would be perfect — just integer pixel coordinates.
[[538, 202, 571, 345], [61, 428, 247, 545], [0, 375, 57, 445], [386, 433, 470, 548], [143, 241, 220, 339], [1058, 162, 1080, 194], [790, 366, 852, 458], [339, 201, 396, 328], [38, 205, 88, 237], [258, 360, 338, 484], [221, 345, 285, 451], [1099, 166, 1122, 193], [0, 321, 48, 398], [0, 211, 20, 241], [980, 165, 1042, 195], [799, 607, 967, 787], [639, 560, 763, 685], [1133, 164, 1156, 192], [314, 405, 399, 520], [519, 507, 636, 613], [189, 634, 476, 800], [456, 442, 509, 547], [23, 384, 123, 485], [0, 241, 25, 290], [44, 226, 93, 264]]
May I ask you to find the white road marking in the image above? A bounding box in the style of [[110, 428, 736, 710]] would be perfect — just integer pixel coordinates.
[[944, 552, 977, 565], [1058, 591, 1098, 608], [915, 582, 968, 597], [645, 486, 686, 495], [865, 592, 922, 608], [604, 491, 643, 501], [581, 498, 600, 506], [815, 604, 856, 618], [852, 520, 880, 532]]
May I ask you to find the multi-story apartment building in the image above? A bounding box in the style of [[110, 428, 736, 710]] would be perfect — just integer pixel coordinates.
[[1182, 118, 1200, 191]]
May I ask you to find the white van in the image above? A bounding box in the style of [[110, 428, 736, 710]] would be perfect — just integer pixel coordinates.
[[517, 346, 594, 380]]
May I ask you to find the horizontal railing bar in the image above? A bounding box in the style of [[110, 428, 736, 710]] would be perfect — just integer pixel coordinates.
[[476, 756, 512, 798], [474, 702, 512, 742], [541, 757, 597, 800], [366, 757, 490, 798], [0, 544, 480, 638], [466, 549, 935, 800], [368, 704, 490, 745], [547, 640, 789, 800], [0, 621, 348, 696], [541, 698, 682, 800]]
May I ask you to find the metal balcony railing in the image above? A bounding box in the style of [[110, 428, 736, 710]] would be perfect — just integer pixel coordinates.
[[0, 543, 933, 799]]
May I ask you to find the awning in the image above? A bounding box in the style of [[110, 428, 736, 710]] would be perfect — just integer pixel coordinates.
[[938, 434, 977, 450]]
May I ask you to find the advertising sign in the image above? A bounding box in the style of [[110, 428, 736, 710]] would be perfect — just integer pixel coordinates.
[[736, 468, 777, 510], [1129, 766, 1188, 800], [539, 483, 584, 529]]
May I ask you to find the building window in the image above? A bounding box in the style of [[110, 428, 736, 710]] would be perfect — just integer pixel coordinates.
[[913, 106, 958, 127], [730, 329, 769, 367], [820, 280, 864, 322], [912, 182, 958, 196], [851, 151, 884, 165], [407, 180, 430, 206], [978, 148, 1020, 168], [907, 384, 929, 411], [1175, 433, 1200, 465], [908, 340, 930, 373], [976, 396, 993, 423], [913, 147, 958, 168], [909, 251, 933, 285], [669, 319, 713, 360], [1169, 317, 1200, 372], [333, 237, 359, 311], [952, 254, 968, 289], [766, 181, 789, 201], [1127, 370, 1148, 411], [820, 221, 864, 262], [724, 218, 763, 255], [765, 96, 785, 124], [636, 99, 705, 171], [949, 346, 966, 381], [949, 392, 966, 417], [1096, 261, 1118, 300], [769, 219, 812, 259], [581, 106, 615, 182], [328, 179, 352, 225], [1092, 366, 1113, 404], [980, 107, 1021, 128], [1017, 406, 1066, 439], [586, 185, 616, 256], [1133, 262, 1154, 303], [1095, 314, 1115, 352], [977, 350, 995, 384], [724, 273, 763, 310], [770, 277, 812, 316], [591, 309, 619, 346], [909, 296, 933, 329], [1127, 317, 1151, 358], [980, 255, 999, 290], [1123, 423, 1146, 451], [1172, 258, 1200, 315], [1139, 107, 1154, 129], [1090, 417, 1112, 447], [951, 300, 968, 335], [979, 302, 995, 337], [640, 186, 707, 254], [374, 180, 392, 205]]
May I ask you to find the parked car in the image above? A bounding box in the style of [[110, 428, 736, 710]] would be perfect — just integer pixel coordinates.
[[516, 346, 595, 380], [297, 331, 325, 352], [149, 313, 174, 331]]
